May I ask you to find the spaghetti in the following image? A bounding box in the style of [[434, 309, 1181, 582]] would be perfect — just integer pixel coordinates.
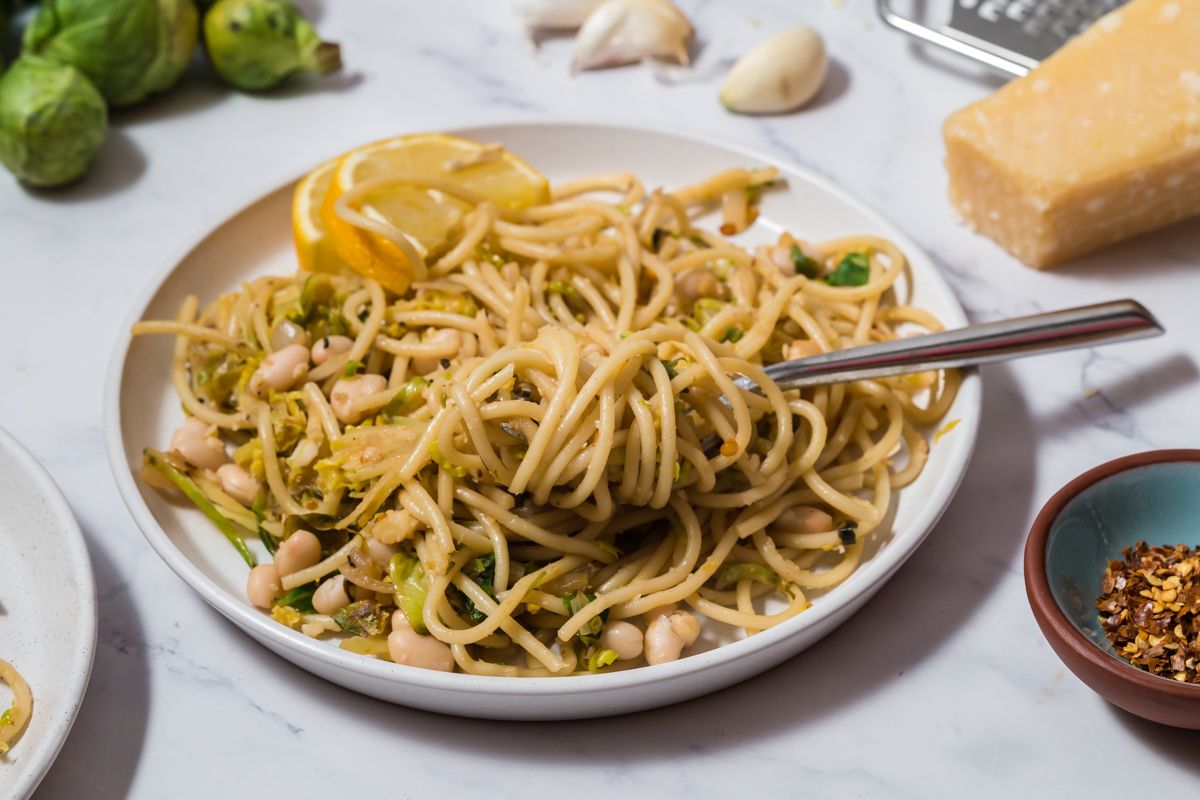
[[135, 160, 957, 676], [0, 659, 31, 754]]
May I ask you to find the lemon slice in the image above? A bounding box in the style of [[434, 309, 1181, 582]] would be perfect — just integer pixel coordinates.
[[321, 133, 550, 294], [292, 158, 347, 274]]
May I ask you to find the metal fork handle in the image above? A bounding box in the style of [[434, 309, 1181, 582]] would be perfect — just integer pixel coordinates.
[[743, 300, 1163, 392]]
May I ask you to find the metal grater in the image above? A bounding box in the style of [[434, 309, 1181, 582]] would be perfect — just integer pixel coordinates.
[[877, 0, 1127, 76]]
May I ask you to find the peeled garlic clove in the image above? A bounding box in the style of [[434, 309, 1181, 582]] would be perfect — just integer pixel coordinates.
[[571, 0, 693, 73], [720, 26, 829, 114], [513, 0, 605, 30]]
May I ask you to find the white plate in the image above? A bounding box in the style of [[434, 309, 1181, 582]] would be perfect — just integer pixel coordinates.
[[0, 428, 96, 798], [106, 122, 980, 720]]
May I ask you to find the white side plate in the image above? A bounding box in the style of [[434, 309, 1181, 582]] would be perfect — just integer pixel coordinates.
[[0, 428, 96, 798], [106, 122, 980, 720]]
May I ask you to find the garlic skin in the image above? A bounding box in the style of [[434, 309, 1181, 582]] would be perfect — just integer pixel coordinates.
[[513, 0, 605, 30], [571, 0, 693, 73], [720, 26, 829, 114]]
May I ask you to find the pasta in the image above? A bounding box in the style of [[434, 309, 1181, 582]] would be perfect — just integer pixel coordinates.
[[0, 659, 31, 754], [135, 161, 956, 676]]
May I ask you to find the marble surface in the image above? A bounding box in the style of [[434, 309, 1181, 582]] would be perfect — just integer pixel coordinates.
[[3, 0, 1198, 796]]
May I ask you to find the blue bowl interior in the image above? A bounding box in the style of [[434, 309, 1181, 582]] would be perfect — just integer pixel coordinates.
[[1046, 462, 1200, 663]]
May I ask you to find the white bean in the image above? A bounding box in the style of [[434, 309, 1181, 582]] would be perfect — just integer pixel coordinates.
[[330, 374, 389, 423], [311, 335, 354, 366], [246, 563, 282, 609], [216, 463, 261, 505], [274, 529, 322, 578], [771, 505, 833, 534], [600, 620, 644, 660], [388, 615, 454, 672], [668, 611, 701, 646], [311, 575, 350, 615], [644, 614, 685, 665], [676, 269, 721, 302], [364, 537, 397, 568], [249, 344, 310, 395], [410, 329, 462, 375], [169, 417, 228, 470]]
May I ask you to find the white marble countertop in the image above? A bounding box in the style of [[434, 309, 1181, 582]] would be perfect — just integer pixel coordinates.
[[4, 0, 1199, 796]]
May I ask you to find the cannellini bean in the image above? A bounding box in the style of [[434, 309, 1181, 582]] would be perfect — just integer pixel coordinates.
[[644, 603, 676, 621], [600, 620, 644, 660], [169, 417, 228, 470], [676, 268, 721, 302], [271, 319, 310, 350], [311, 335, 354, 366], [782, 340, 823, 361], [771, 505, 834, 534], [311, 575, 350, 615], [274, 529, 322, 577], [644, 613, 685, 665], [216, 463, 261, 505], [388, 614, 454, 672], [410, 329, 462, 375], [364, 537, 397, 568], [249, 344, 310, 395], [668, 610, 700, 646], [246, 563, 282, 609], [330, 374, 388, 423]]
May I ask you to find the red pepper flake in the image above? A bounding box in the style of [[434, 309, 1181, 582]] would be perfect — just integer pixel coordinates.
[[1096, 541, 1200, 683]]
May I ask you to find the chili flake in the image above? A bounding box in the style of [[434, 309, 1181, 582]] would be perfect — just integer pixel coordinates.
[[1096, 541, 1200, 683]]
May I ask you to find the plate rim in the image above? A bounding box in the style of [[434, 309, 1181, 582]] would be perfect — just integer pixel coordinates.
[[0, 426, 97, 799], [103, 119, 981, 699]]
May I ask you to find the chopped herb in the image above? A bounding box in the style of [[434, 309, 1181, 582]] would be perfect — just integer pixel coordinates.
[[144, 449, 255, 568], [195, 370, 211, 386], [790, 244, 821, 278], [564, 591, 608, 643], [277, 582, 317, 613], [252, 492, 278, 555], [587, 648, 620, 672], [343, 360, 364, 377], [461, 554, 498, 623], [662, 358, 683, 379], [381, 377, 430, 418], [333, 600, 390, 636], [714, 562, 781, 590], [838, 521, 858, 546], [389, 552, 429, 633], [547, 280, 575, 295], [825, 252, 871, 286], [721, 327, 744, 344]]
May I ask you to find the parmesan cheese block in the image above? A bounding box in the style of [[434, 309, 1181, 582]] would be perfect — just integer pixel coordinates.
[[943, 0, 1200, 269]]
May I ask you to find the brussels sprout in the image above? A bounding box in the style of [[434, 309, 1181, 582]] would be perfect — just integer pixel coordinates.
[[145, 0, 200, 94], [0, 56, 106, 187], [24, 0, 163, 107], [203, 0, 341, 91]]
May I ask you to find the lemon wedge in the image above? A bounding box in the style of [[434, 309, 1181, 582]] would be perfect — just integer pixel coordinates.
[[319, 133, 550, 294], [292, 157, 347, 274]]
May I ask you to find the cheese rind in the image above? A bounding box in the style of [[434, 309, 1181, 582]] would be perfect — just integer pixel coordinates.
[[943, 0, 1200, 269]]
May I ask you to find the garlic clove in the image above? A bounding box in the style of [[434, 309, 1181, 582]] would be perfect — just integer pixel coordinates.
[[719, 26, 829, 114], [513, 0, 605, 30], [571, 0, 693, 73]]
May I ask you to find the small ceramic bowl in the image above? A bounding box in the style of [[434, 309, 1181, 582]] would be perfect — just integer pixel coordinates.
[[1025, 450, 1200, 729]]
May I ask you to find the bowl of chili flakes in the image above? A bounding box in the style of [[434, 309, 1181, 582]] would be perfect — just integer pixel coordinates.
[[1025, 450, 1200, 729]]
